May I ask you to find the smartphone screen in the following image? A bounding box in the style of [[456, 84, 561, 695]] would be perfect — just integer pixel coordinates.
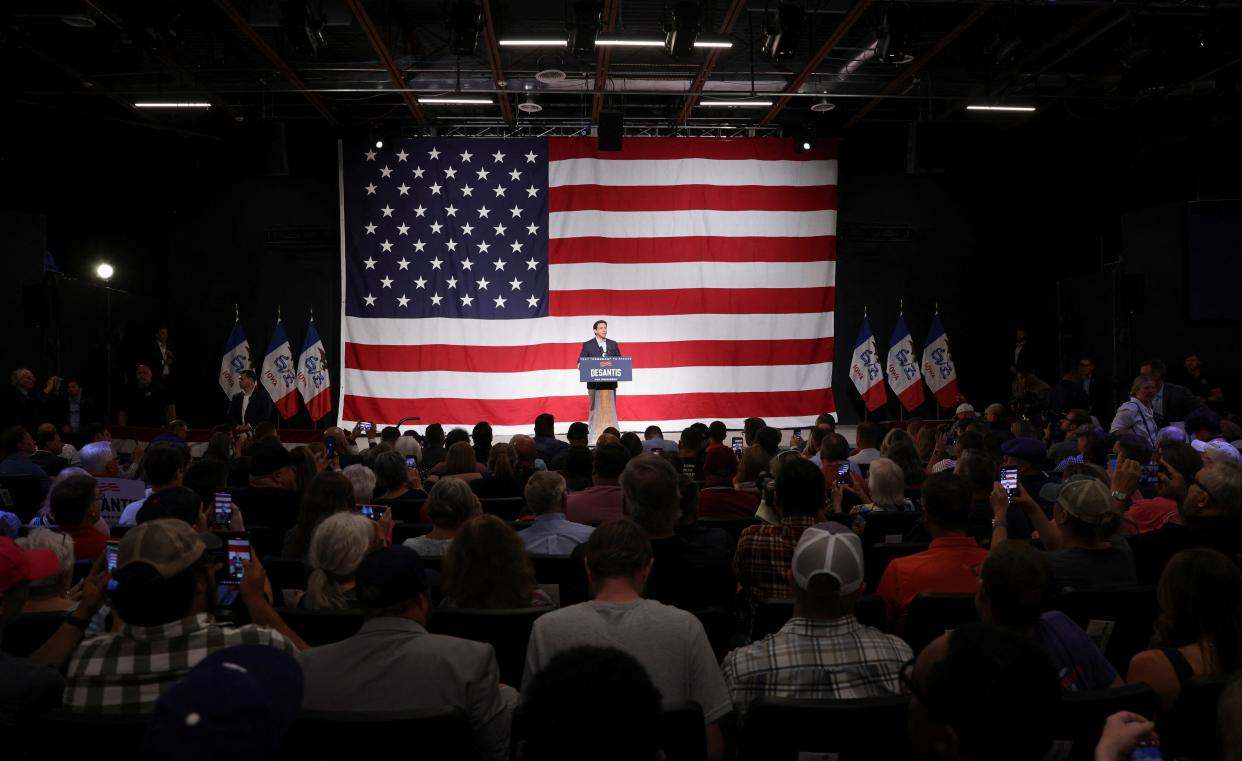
[[731, 437, 743, 456], [359, 422, 373, 433], [1107, 453, 1118, 472], [1139, 462, 1159, 487], [405, 456, 417, 469], [792, 428, 802, 439], [358, 505, 383, 521], [836, 462, 850, 486], [1000, 467, 1019, 499], [224, 537, 251, 587], [213, 492, 232, 528], [105, 541, 119, 572], [325, 436, 336, 456]]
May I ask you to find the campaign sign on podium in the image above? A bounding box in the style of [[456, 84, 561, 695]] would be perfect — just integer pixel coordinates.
[[578, 356, 633, 384]]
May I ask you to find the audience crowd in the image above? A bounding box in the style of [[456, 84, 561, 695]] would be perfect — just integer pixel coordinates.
[[1, 352, 1241, 760]]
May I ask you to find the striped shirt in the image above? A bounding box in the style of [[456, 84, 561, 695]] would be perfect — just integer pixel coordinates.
[[722, 616, 912, 718], [63, 613, 295, 713], [734, 516, 819, 611]]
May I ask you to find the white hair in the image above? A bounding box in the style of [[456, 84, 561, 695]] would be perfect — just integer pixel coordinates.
[[393, 435, 422, 460], [78, 441, 115, 475], [867, 457, 907, 507], [17, 528, 74, 589], [305, 512, 374, 610], [342, 464, 378, 506]]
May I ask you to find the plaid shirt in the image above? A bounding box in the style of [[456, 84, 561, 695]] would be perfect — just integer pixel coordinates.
[[721, 616, 912, 718], [734, 516, 818, 610], [64, 613, 295, 714]]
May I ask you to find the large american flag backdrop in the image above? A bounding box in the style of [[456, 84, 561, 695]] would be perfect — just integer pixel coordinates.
[[338, 137, 837, 434]]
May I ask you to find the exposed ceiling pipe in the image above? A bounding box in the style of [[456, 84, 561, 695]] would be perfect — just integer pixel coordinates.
[[675, 0, 748, 125], [342, 0, 428, 126]]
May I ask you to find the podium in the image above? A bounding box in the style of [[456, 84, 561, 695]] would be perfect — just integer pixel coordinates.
[[578, 356, 632, 441]]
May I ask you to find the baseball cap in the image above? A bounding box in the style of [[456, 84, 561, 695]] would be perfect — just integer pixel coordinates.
[[1001, 437, 1047, 465], [355, 545, 430, 608], [790, 522, 865, 595], [142, 645, 304, 761], [1056, 479, 1113, 525], [956, 403, 976, 415], [118, 518, 206, 577], [0, 537, 59, 594]]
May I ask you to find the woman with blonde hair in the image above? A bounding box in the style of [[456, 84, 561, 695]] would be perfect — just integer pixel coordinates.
[[16, 528, 76, 613], [302, 512, 381, 610]]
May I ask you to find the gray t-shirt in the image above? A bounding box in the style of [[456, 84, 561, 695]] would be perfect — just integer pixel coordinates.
[[403, 535, 452, 557], [1044, 533, 1137, 591], [523, 598, 732, 723]]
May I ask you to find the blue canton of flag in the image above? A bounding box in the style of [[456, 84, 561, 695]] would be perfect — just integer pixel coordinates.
[[342, 139, 550, 319]]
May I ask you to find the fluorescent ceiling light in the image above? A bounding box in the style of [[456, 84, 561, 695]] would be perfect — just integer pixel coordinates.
[[699, 100, 773, 107], [693, 40, 734, 48], [596, 33, 665, 47], [498, 38, 567, 47], [133, 102, 212, 108], [966, 104, 1036, 112], [418, 97, 495, 105]]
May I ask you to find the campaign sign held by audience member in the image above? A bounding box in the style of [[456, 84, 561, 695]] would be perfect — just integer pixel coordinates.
[[96, 477, 147, 527]]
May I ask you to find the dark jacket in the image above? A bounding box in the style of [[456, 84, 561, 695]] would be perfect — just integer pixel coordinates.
[[579, 338, 622, 391], [228, 388, 274, 427]]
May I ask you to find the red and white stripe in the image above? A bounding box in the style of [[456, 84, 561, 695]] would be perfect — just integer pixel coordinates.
[[341, 137, 837, 435]]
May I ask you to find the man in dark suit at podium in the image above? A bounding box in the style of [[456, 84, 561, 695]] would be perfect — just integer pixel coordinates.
[[579, 320, 621, 441]]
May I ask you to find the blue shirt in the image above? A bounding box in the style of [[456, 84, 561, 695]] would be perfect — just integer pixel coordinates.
[[519, 513, 595, 556]]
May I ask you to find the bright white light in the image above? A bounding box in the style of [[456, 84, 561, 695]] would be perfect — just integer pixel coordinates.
[[133, 102, 212, 109], [694, 39, 734, 48], [417, 97, 495, 105], [595, 35, 665, 47], [96, 263, 114, 280], [801, 141, 812, 150], [966, 105, 1036, 112], [498, 39, 568, 47], [375, 139, 384, 149], [698, 100, 774, 107]]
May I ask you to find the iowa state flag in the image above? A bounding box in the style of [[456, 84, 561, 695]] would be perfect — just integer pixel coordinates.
[[886, 316, 925, 412], [261, 320, 300, 420], [849, 317, 886, 411], [921, 314, 959, 409], [218, 320, 251, 399], [296, 318, 333, 422]]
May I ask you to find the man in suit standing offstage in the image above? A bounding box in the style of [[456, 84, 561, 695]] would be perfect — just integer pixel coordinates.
[[228, 369, 274, 431], [579, 320, 621, 442]]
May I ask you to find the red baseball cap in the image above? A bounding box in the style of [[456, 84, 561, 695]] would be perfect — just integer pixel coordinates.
[[0, 537, 60, 594]]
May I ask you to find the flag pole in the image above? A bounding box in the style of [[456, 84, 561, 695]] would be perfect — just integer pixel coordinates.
[[933, 301, 942, 421], [897, 299, 904, 425]]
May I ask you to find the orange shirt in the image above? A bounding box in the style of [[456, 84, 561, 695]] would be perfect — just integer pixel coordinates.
[[875, 536, 987, 630]]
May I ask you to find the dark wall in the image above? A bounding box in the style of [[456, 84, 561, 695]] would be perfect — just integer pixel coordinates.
[[3, 104, 1240, 428]]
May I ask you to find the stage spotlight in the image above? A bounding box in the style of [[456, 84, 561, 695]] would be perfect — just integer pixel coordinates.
[[791, 124, 817, 153], [762, 3, 805, 61], [96, 263, 115, 281], [664, 2, 702, 57], [447, 0, 482, 57], [568, 0, 602, 56]]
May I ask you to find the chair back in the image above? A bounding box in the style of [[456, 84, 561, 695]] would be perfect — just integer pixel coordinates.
[[1048, 683, 1159, 761], [284, 707, 472, 760], [391, 522, 432, 544], [263, 556, 309, 594], [30, 710, 150, 759], [274, 607, 364, 647], [1, 612, 69, 657], [858, 512, 921, 548], [752, 599, 794, 641], [427, 606, 551, 688], [739, 694, 912, 760], [691, 606, 734, 662], [478, 497, 525, 521], [901, 592, 979, 655], [1158, 670, 1237, 761], [698, 516, 760, 547], [0, 473, 47, 522], [242, 525, 284, 563], [511, 702, 705, 761], [1049, 586, 1158, 674]]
